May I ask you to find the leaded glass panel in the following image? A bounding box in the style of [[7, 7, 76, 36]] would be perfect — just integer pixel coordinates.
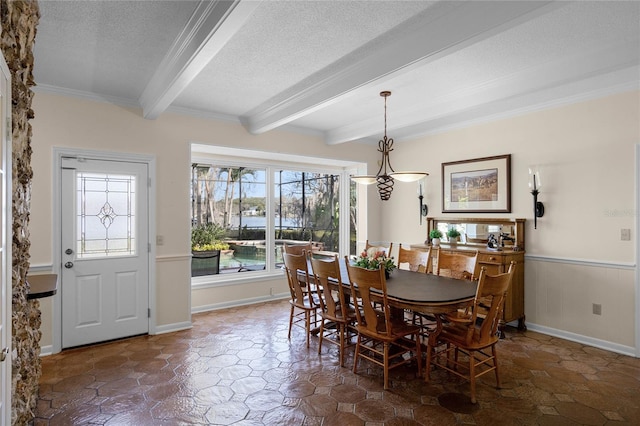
[[76, 172, 136, 258]]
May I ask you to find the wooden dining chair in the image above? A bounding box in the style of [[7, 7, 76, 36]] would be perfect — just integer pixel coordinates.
[[283, 251, 319, 348], [282, 241, 313, 255], [435, 249, 479, 281], [345, 257, 422, 390], [397, 244, 431, 273], [310, 254, 357, 367], [364, 240, 393, 257], [396, 244, 434, 333], [283, 241, 315, 292], [425, 262, 515, 403]]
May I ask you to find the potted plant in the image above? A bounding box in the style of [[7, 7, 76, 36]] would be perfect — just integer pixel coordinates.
[[354, 248, 396, 279], [447, 227, 461, 245], [191, 223, 230, 276], [429, 229, 443, 247]]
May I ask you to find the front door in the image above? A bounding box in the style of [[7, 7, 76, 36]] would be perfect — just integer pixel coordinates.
[[61, 157, 149, 348]]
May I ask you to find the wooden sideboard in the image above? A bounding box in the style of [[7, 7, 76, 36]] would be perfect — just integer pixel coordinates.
[[411, 217, 526, 334]]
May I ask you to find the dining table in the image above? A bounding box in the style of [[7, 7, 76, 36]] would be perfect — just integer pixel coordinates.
[[310, 256, 479, 346]]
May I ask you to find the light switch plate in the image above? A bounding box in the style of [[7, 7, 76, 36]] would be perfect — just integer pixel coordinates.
[[593, 303, 602, 315], [621, 229, 631, 241]]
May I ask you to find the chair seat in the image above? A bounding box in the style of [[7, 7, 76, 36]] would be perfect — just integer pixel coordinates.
[[439, 325, 499, 350], [290, 294, 319, 310], [321, 306, 357, 322], [355, 322, 422, 343]]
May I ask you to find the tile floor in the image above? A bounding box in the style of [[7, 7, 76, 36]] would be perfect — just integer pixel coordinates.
[[35, 299, 640, 425]]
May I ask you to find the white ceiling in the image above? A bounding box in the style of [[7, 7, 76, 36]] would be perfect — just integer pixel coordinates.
[[33, 0, 640, 145]]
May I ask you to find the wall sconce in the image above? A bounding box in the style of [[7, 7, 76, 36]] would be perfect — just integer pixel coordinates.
[[418, 181, 428, 225], [528, 166, 545, 229]]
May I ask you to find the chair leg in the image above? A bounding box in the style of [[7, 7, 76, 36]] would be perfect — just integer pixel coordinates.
[[425, 344, 432, 383], [452, 345, 458, 371], [353, 334, 361, 374], [338, 323, 345, 367], [492, 344, 501, 388], [414, 334, 422, 377], [469, 350, 477, 404], [288, 305, 294, 339], [317, 320, 325, 354], [305, 311, 311, 348], [383, 342, 390, 390]]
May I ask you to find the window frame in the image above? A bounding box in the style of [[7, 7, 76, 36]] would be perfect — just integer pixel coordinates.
[[191, 144, 363, 289]]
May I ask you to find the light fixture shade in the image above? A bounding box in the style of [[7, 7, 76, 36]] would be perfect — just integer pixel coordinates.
[[389, 171, 429, 182], [528, 166, 542, 190], [350, 91, 429, 199], [351, 175, 377, 185]]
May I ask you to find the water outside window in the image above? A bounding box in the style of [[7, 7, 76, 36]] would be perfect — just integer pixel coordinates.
[[191, 164, 348, 276]]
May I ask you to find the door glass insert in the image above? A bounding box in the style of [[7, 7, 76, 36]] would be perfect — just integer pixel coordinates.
[[76, 172, 136, 258]]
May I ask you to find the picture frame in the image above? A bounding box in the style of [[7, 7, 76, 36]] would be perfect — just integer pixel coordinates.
[[442, 154, 511, 213]]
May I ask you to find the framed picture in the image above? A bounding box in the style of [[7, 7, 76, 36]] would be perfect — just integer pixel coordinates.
[[442, 154, 511, 213]]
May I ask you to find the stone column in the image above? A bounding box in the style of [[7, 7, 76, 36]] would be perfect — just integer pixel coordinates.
[[0, 1, 40, 424]]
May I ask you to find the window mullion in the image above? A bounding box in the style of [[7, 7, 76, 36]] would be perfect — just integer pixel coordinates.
[[265, 165, 274, 272]]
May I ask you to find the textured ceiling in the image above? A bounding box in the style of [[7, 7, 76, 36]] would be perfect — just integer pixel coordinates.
[[33, 0, 640, 145]]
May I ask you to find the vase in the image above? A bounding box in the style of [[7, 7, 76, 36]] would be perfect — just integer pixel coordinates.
[[432, 238, 440, 247], [385, 270, 391, 280]]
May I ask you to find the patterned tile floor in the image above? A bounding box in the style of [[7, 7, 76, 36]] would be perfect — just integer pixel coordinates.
[[35, 299, 640, 425]]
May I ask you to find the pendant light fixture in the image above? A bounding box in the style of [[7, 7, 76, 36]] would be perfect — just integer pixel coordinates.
[[351, 91, 428, 200]]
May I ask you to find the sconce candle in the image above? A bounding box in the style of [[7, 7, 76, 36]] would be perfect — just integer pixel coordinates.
[[417, 181, 428, 224], [528, 166, 545, 229]]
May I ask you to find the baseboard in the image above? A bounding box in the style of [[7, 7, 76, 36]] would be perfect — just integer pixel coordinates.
[[192, 292, 289, 314], [525, 323, 637, 358], [39, 345, 54, 357], [152, 321, 193, 335]]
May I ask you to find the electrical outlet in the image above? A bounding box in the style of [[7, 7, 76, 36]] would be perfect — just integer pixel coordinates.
[[592, 303, 602, 315], [621, 229, 631, 241]]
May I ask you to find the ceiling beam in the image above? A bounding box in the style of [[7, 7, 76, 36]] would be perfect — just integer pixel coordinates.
[[244, 0, 561, 139], [139, 0, 261, 119], [327, 42, 640, 144]]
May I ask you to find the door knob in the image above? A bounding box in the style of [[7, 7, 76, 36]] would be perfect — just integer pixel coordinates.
[[65, 248, 73, 255], [64, 261, 74, 269]]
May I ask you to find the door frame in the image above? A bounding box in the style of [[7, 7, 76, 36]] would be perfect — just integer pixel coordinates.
[[52, 147, 156, 354], [636, 144, 640, 358]]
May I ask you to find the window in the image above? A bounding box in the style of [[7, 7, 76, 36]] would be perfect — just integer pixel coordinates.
[[191, 145, 360, 283], [76, 172, 136, 258]]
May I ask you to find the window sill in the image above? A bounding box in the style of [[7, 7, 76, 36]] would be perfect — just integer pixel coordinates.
[[191, 269, 285, 290]]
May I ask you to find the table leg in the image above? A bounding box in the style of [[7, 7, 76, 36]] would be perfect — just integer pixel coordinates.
[[425, 314, 444, 382]]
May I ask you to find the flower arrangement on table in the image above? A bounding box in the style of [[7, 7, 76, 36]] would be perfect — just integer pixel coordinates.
[[354, 247, 396, 277]]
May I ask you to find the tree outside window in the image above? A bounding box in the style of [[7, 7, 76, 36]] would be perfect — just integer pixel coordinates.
[[191, 164, 354, 276]]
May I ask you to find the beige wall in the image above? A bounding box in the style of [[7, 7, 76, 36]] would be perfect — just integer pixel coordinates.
[[28, 92, 374, 348], [380, 91, 639, 351], [29, 90, 639, 354]]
